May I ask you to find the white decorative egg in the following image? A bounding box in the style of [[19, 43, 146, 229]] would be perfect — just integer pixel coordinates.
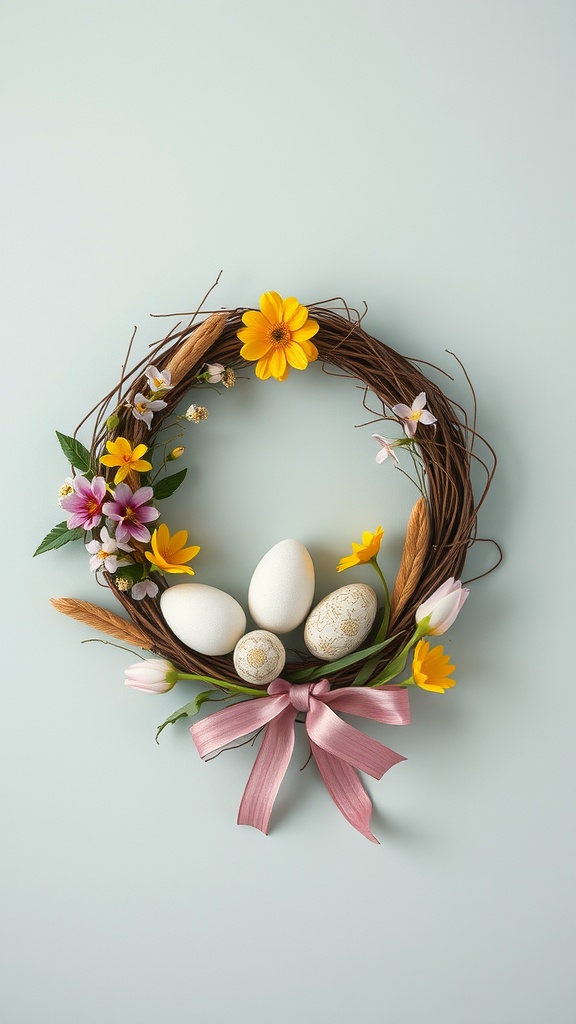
[[304, 583, 378, 661], [160, 583, 246, 656], [248, 538, 315, 634], [233, 630, 286, 686]]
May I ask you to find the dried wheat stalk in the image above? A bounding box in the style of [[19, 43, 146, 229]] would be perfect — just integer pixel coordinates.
[[50, 598, 153, 649]]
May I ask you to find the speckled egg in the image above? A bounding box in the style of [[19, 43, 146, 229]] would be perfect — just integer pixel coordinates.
[[160, 583, 246, 656], [304, 583, 378, 661], [233, 630, 286, 686]]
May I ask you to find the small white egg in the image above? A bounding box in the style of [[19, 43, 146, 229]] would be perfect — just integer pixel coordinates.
[[233, 630, 286, 686], [304, 583, 378, 661]]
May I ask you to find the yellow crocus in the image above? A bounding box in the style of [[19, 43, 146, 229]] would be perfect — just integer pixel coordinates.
[[100, 437, 152, 484], [337, 527, 384, 572], [412, 640, 456, 693], [145, 524, 200, 575]]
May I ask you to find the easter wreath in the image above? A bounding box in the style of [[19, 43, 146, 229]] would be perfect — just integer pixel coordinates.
[[38, 287, 498, 842]]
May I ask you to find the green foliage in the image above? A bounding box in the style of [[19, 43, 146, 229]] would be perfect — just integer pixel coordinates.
[[155, 690, 221, 742], [33, 521, 84, 556], [287, 635, 399, 683], [153, 468, 188, 500], [56, 431, 92, 473]]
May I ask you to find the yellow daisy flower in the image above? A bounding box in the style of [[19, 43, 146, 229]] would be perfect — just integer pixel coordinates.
[[412, 640, 456, 693], [100, 437, 153, 484], [337, 526, 384, 572], [237, 291, 319, 382], [145, 524, 200, 575]]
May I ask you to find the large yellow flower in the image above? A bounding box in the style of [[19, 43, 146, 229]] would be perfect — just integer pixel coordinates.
[[337, 527, 384, 572], [145, 524, 200, 575], [412, 640, 456, 693], [100, 437, 152, 484], [237, 291, 319, 382]]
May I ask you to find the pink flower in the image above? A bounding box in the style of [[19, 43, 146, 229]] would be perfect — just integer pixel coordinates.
[[131, 393, 168, 429], [372, 434, 400, 464], [60, 475, 107, 530], [144, 365, 173, 391], [124, 658, 177, 694], [416, 578, 469, 635], [103, 483, 159, 544], [85, 526, 132, 572], [131, 579, 159, 600], [392, 392, 437, 438]]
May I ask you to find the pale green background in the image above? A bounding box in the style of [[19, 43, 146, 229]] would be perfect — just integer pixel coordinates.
[[1, 2, 575, 1022]]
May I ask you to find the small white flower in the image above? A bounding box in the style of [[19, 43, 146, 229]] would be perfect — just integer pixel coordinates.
[[372, 434, 401, 465], [392, 392, 437, 438], [85, 527, 132, 573], [203, 362, 225, 383], [132, 392, 168, 429], [144, 365, 173, 392], [131, 579, 159, 600], [58, 478, 74, 505]]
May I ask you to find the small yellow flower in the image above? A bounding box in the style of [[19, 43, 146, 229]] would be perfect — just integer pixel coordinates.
[[145, 523, 200, 575], [412, 640, 456, 693], [337, 527, 384, 572], [100, 437, 152, 484], [237, 291, 319, 382], [168, 446, 185, 461]]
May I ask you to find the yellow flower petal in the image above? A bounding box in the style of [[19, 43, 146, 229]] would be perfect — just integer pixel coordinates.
[[282, 296, 302, 323], [241, 309, 268, 331], [255, 355, 273, 380], [239, 336, 273, 360], [260, 291, 284, 322], [268, 346, 288, 380], [285, 341, 309, 370], [291, 321, 320, 344], [285, 302, 308, 330]]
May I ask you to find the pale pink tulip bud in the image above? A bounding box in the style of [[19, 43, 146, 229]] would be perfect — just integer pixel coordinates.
[[124, 659, 178, 694], [415, 578, 469, 636]]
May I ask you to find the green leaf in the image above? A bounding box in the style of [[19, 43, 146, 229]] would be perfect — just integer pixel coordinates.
[[155, 690, 219, 742], [153, 468, 188, 500], [287, 634, 400, 683], [33, 521, 84, 556], [56, 431, 92, 473], [112, 563, 144, 584]]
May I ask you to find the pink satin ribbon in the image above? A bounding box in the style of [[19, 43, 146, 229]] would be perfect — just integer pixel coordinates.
[[190, 678, 411, 843]]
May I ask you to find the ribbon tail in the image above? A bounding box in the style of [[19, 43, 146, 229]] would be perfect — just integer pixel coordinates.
[[310, 741, 379, 844], [237, 707, 296, 835]]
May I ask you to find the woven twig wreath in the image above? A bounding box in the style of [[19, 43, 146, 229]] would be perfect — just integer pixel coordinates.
[[104, 303, 492, 680], [41, 291, 499, 840]]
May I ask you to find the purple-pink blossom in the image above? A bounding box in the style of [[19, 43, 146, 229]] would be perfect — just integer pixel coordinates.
[[103, 483, 159, 544], [392, 392, 437, 438], [60, 475, 107, 530]]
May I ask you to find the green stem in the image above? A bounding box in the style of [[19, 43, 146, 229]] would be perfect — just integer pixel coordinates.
[[176, 673, 267, 698], [370, 557, 391, 642], [368, 625, 422, 687]]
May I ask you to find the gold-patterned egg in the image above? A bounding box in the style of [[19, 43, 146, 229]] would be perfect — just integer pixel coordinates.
[[304, 584, 378, 661], [233, 630, 286, 686]]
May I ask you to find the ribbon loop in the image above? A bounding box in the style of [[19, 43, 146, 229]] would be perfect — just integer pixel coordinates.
[[190, 677, 410, 842]]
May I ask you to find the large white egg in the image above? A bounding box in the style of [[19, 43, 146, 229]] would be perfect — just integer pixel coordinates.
[[248, 538, 315, 633], [233, 630, 286, 686], [304, 583, 378, 661], [160, 583, 246, 656]]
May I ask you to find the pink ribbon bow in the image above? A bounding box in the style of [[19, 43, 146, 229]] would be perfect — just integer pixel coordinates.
[[190, 678, 411, 843]]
